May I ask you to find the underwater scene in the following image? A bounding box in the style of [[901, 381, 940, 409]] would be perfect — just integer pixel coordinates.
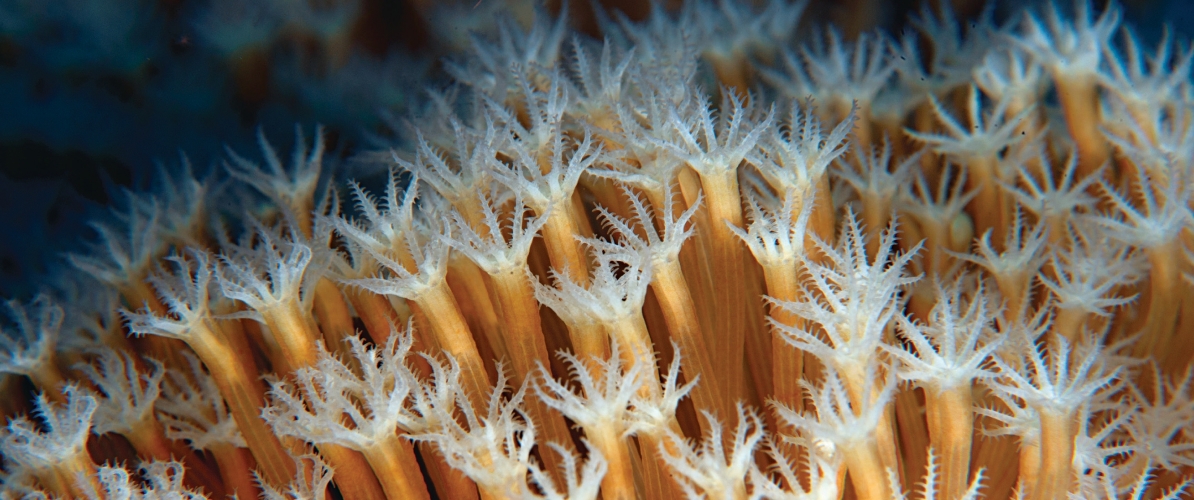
[[2, 0, 1194, 498]]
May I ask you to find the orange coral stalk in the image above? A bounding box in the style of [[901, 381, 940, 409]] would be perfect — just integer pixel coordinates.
[[1031, 409, 1076, 500], [650, 260, 731, 426], [188, 328, 296, 487], [361, 437, 432, 500], [209, 443, 260, 499], [415, 281, 493, 407], [488, 266, 576, 463], [1054, 75, 1110, 178]]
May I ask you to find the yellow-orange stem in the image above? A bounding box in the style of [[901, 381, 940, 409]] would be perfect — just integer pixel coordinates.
[[651, 259, 732, 425], [262, 305, 389, 500], [843, 438, 894, 500], [488, 267, 575, 470], [418, 441, 479, 500], [609, 313, 664, 400], [1136, 244, 1182, 360], [261, 303, 321, 374], [211, 443, 260, 500], [1031, 409, 1075, 500], [839, 363, 903, 483], [541, 207, 591, 281], [761, 262, 805, 413], [1054, 74, 1110, 178], [924, 385, 974, 500], [966, 156, 1007, 245], [319, 443, 388, 500], [348, 289, 403, 345], [588, 425, 638, 500], [188, 328, 295, 487], [414, 282, 492, 408], [448, 259, 509, 367], [362, 438, 431, 500], [893, 388, 930, 489], [697, 168, 753, 404], [313, 278, 355, 359], [1052, 307, 1088, 344]]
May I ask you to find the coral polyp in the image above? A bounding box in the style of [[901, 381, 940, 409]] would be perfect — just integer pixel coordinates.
[[3, 1, 1194, 499]]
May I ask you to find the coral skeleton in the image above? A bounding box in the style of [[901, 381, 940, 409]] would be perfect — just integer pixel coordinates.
[[5, 1, 1194, 499]]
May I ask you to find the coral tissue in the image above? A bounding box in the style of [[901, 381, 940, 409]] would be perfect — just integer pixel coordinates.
[[3, 1, 1194, 499]]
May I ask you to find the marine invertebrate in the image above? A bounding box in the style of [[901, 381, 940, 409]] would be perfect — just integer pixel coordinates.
[[3, 2, 1194, 500]]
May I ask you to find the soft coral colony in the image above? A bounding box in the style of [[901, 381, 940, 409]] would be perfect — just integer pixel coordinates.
[[4, 0, 1194, 499]]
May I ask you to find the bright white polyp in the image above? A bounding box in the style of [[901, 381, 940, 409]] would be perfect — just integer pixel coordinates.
[[343, 170, 416, 251], [565, 39, 634, 123], [524, 441, 607, 500], [954, 213, 1049, 287], [87, 461, 208, 500], [336, 180, 453, 301], [833, 139, 923, 212], [885, 282, 1002, 393], [589, 71, 694, 196], [258, 455, 335, 500], [625, 342, 695, 434], [1003, 152, 1102, 223], [1098, 29, 1194, 134], [973, 46, 1047, 104], [587, 186, 700, 269], [488, 111, 601, 217], [263, 329, 422, 449], [899, 164, 978, 247], [902, 1, 998, 92], [773, 363, 895, 451], [534, 339, 647, 433], [651, 89, 772, 179], [446, 8, 569, 103], [444, 191, 549, 274], [731, 186, 816, 269], [534, 248, 652, 326], [122, 251, 219, 342], [0, 386, 96, 474], [392, 112, 494, 204], [491, 69, 570, 153], [748, 436, 842, 500], [753, 101, 854, 194], [990, 333, 1121, 415], [398, 352, 467, 436], [905, 85, 1034, 161], [659, 405, 764, 500], [1124, 365, 1194, 470], [803, 28, 894, 109], [66, 205, 162, 289], [1094, 165, 1193, 250], [889, 450, 986, 500], [1039, 226, 1144, 318], [772, 210, 920, 371], [1103, 98, 1194, 177], [157, 353, 246, 451], [688, 0, 807, 63], [1013, 1, 1120, 76], [215, 227, 319, 316], [75, 347, 164, 437], [409, 371, 541, 497]]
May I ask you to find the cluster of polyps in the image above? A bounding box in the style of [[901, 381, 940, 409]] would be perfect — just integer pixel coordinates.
[[3, 1, 1194, 499]]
